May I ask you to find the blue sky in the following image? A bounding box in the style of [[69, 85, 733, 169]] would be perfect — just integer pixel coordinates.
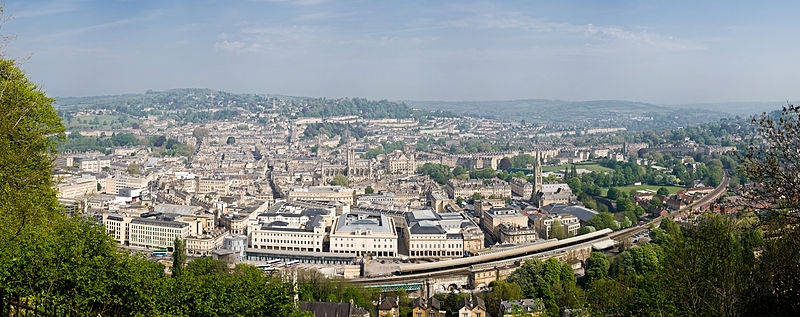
[[3, 0, 799, 104]]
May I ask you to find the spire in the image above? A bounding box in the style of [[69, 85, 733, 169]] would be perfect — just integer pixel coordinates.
[[534, 148, 543, 203]]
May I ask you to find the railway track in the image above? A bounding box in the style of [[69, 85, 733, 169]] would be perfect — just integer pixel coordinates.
[[611, 174, 730, 241], [351, 174, 730, 285]]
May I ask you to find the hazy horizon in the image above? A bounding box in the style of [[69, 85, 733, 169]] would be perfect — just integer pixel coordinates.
[[5, 0, 800, 105]]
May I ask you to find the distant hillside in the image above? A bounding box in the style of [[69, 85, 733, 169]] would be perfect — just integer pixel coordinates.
[[56, 88, 271, 112], [406, 99, 730, 129], [666, 101, 789, 116], [55, 88, 453, 120], [407, 99, 671, 119]]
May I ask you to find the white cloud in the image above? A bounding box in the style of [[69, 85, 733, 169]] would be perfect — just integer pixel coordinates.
[[213, 40, 262, 53], [12, 0, 81, 19], [43, 10, 163, 39], [441, 11, 703, 52]]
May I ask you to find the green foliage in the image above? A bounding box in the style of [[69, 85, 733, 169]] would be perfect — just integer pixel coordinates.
[[577, 226, 596, 235], [498, 157, 513, 170], [585, 278, 634, 316], [127, 163, 141, 175], [452, 165, 467, 177], [303, 122, 368, 140], [0, 61, 302, 316], [469, 167, 497, 179], [616, 196, 635, 212], [507, 258, 582, 316], [60, 131, 145, 153], [153, 135, 167, 147], [418, 163, 454, 185], [226, 136, 236, 144], [111, 133, 138, 146], [192, 127, 209, 142], [471, 192, 483, 202], [550, 219, 567, 240], [585, 252, 609, 282], [606, 187, 620, 200], [0, 57, 65, 247], [329, 174, 349, 187], [586, 212, 617, 231], [566, 177, 582, 196], [510, 154, 538, 169], [364, 186, 374, 194], [297, 97, 414, 118], [172, 237, 187, 277], [657, 214, 756, 315], [295, 269, 376, 313], [609, 243, 662, 278], [483, 280, 523, 317]]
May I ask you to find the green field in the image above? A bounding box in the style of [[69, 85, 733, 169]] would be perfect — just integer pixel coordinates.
[[65, 114, 131, 131], [542, 163, 613, 173], [601, 185, 685, 196]]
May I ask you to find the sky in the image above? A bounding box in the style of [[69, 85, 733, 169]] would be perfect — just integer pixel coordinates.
[[2, 0, 799, 104]]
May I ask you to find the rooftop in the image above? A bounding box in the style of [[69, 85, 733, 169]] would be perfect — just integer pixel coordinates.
[[334, 212, 392, 234]]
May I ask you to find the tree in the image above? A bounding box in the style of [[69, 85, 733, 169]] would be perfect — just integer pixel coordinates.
[[550, 219, 567, 240], [609, 243, 661, 278], [586, 213, 617, 230], [578, 226, 596, 235], [634, 205, 646, 217], [606, 187, 621, 200], [658, 214, 755, 316], [471, 192, 483, 202], [585, 278, 633, 315], [0, 57, 304, 316], [172, 237, 187, 277], [498, 157, 513, 170], [740, 107, 800, 314], [507, 258, 582, 316], [0, 58, 65, 245], [111, 133, 138, 146], [650, 196, 664, 209], [567, 177, 582, 196], [585, 252, 609, 281], [127, 163, 141, 175], [452, 165, 467, 176], [226, 136, 236, 145], [616, 196, 635, 212], [192, 127, 209, 142], [364, 186, 374, 194], [484, 280, 522, 317], [470, 167, 497, 179], [96, 182, 102, 191], [153, 135, 167, 147], [329, 174, 349, 187], [656, 187, 670, 196]]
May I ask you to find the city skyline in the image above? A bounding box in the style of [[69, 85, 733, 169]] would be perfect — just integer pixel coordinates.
[[4, 0, 800, 104]]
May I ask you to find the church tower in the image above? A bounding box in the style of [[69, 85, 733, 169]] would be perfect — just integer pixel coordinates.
[[347, 145, 355, 176], [534, 149, 543, 201]]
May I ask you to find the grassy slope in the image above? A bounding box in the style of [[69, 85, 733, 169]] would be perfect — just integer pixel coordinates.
[[542, 163, 614, 173], [601, 185, 685, 196]]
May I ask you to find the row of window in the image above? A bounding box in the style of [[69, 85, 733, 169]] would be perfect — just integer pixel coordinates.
[[411, 243, 462, 249], [260, 239, 319, 245], [332, 243, 392, 249]]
